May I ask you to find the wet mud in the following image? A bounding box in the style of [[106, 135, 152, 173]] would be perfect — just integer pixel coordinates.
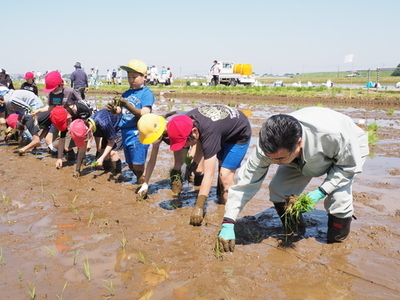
[[0, 93, 400, 299]]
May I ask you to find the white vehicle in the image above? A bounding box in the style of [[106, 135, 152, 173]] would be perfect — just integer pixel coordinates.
[[206, 61, 256, 86]]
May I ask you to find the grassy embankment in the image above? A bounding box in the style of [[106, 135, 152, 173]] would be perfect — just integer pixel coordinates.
[[16, 70, 400, 100]]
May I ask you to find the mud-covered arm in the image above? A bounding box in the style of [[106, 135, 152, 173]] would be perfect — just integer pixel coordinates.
[[224, 142, 271, 221]]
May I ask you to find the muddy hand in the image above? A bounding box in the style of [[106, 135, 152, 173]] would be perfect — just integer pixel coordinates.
[[190, 207, 204, 226], [190, 195, 207, 226], [106, 101, 117, 114], [114, 96, 128, 108], [72, 170, 80, 178], [218, 223, 235, 252]]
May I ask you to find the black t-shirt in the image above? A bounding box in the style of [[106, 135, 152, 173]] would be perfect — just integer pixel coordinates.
[[48, 86, 81, 106], [20, 82, 38, 96], [58, 101, 92, 138], [23, 112, 51, 135], [188, 105, 251, 160]]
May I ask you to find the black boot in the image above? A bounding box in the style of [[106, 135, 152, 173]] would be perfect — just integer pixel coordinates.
[[274, 202, 305, 234], [327, 214, 352, 243], [111, 159, 122, 175], [103, 159, 112, 172], [193, 172, 204, 189], [65, 149, 76, 161]]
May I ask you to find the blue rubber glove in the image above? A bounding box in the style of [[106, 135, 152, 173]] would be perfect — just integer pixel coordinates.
[[218, 223, 235, 252], [219, 223, 235, 240], [307, 188, 326, 208]]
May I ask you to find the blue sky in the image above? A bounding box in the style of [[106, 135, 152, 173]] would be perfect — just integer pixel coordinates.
[[2, 0, 399, 77]]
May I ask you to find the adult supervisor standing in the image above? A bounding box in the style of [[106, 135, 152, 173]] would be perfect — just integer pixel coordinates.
[[218, 107, 369, 252], [70, 62, 89, 99]]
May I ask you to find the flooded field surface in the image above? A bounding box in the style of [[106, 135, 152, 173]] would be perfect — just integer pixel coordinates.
[[0, 93, 399, 299]]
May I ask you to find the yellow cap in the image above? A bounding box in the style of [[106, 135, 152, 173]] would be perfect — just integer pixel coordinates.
[[120, 60, 147, 75], [138, 114, 166, 144]]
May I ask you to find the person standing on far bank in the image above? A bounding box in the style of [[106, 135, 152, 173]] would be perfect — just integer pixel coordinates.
[[210, 60, 220, 86], [70, 62, 89, 99]]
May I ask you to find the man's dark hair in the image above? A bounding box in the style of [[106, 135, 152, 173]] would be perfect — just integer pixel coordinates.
[[259, 114, 302, 154]]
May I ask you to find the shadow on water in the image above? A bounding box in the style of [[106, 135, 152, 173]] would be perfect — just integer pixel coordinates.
[[158, 185, 219, 211], [234, 207, 329, 248]]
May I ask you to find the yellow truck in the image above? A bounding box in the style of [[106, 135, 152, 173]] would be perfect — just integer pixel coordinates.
[[207, 61, 255, 86]]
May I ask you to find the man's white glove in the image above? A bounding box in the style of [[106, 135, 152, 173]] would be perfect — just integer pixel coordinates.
[[137, 183, 148, 199]]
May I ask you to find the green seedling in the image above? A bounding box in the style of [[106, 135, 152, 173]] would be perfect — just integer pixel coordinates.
[[243, 225, 264, 243], [44, 246, 56, 256], [214, 238, 223, 261], [138, 251, 146, 264], [18, 269, 22, 282], [220, 287, 233, 300], [70, 199, 81, 220], [102, 279, 115, 298], [0, 247, 5, 265], [2, 192, 9, 208], [368, 132, 378, 145], [120, 231, 127, 249], [28, 281, 36, 299], [73, 247, 82, 265], [283, 194, 314, 234], [83, 256, 91, 280], [90, 161, 98, 168], [51, 194, 60, 207], [87, 210, 94, 228], [367, 123, 379, 132], [387, 109, 395, 115], [56, 281, 68, 300]]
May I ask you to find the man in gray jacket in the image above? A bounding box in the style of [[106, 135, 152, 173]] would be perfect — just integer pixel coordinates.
[[218, 107, 369, 251]]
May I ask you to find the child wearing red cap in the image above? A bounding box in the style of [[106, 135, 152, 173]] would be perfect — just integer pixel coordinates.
[[33, 71, 94, 169], [69, 109, 123, 178], [166, 104, 251, 226], [6, 112, 52, 155], [20, 72, 38, 96]]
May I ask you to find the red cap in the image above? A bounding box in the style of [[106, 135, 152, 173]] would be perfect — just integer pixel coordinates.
[[23, 72, 34, 79], [70, 119, 87, 147], [50, 106, 68, 131], [6, 114, 19, 129], [166, 115, 193, 151], [43, 71, 63, 93]]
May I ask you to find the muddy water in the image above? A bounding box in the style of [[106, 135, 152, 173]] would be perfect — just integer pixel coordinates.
[[0, 95, 400, 299]]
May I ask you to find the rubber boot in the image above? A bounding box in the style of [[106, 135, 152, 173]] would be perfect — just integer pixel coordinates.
[[274, 202, 305, 234], [327, 214, 352, 243], [111, 159, 122, 175], [65, 149, 76, 161], [103, 159, 112, 172], [170, 169, 183, 195], [193, 172, 204, 190]]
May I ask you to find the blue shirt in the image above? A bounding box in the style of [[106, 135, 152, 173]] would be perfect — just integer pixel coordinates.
[[91, 109, 121, 140], [118, 86, 154, 129]]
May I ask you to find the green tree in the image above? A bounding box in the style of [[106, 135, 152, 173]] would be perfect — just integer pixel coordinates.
[[391, 64, 400, 76]]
